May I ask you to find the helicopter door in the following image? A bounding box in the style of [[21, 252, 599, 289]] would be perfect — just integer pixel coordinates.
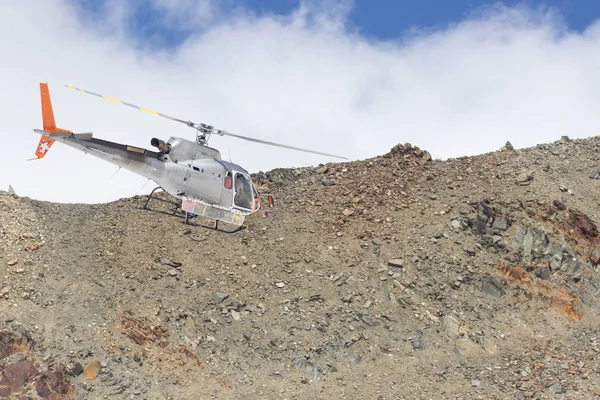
[[233, 172, 254, 211]]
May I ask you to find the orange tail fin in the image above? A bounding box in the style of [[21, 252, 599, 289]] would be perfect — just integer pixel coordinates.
[[31, 83, 70, 160]]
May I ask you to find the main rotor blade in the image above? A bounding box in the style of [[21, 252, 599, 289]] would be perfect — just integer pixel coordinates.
[[65, 85, 194, 127], [220, 131, 348, 160], [65, 85, 348, 160]]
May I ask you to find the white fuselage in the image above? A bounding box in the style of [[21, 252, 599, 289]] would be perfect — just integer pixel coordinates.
[[53, 134, 256, 213]]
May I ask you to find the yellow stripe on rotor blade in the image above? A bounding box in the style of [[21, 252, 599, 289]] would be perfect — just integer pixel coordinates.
[[139, 107, 159, 116], [103, 96, 122, 104], [66, 85, 85, 93]]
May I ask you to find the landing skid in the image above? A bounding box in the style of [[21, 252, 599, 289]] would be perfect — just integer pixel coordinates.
[[141, 187, 246, 234]]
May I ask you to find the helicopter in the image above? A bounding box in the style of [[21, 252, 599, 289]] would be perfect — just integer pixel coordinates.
[[30, 83, 347, 233]]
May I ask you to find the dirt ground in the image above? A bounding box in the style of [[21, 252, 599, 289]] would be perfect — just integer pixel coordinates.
[[3, 136, 600, 399]]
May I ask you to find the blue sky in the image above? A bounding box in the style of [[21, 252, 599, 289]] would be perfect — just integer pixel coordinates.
[[71, 0, 600, 48], [249, 0, 597, 36]]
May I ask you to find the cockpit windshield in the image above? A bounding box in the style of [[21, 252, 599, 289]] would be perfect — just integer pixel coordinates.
[[233, 172, 254, 210]]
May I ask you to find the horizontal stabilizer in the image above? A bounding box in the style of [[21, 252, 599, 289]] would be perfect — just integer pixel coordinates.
[[72, 132, 93, 140], [33, 129, 93, 140]]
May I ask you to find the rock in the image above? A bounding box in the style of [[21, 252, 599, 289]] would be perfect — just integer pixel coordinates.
[[522, 230, 535, 256], [463, 246, 476, 256], [168, 269, 178, 276], [478, 202, 494, 218], [535, 267, 550, 280], [459, 207, 470, 215], [501, 141, 514, 151], [159, 258, 182, 267], [547, 383, 564, 394], [589, 169, 600, 179], [516, 170, 534, 184], [84, 358, 101, 380], [24, 242, 40, 252], [316, 166, 329, 174], [492, 216, 508, 230], [321, 179, 335, 186], [591, 246, 600, 265], [3, 360, 37, 392], [387, 259, 404, 268], [451, 220, 461, 229], [562, 258, 581, 274], [550, 259, 561, 271], [481, 337, 497, 353], [35, 364, 73, 398], [411, 338, 426, 350], [472, 379, 481, 387], [481, 276, 506, 298], [70, 362, 84, 376], [7, 185, 16, 195], [475, 214, 487, 235], [231, 310, 241, 321], [420, 152, 432, 164], [214, 292, 229, 303], [7, 258, 18, 266], [553, 200, 567, 211], [492, 235, 502, 244], [442, 314, 460, 339], [276, 282, 285, 288], [372, 238, 383, 246]]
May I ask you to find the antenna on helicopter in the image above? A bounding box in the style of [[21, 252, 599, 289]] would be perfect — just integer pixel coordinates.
[[65, 85, 348, 160]]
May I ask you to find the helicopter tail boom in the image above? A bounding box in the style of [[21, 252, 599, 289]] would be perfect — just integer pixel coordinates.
[[31, 83, 71, 160]]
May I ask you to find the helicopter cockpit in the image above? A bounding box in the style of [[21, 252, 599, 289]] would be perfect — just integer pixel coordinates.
[[233, 172, 255, 211]]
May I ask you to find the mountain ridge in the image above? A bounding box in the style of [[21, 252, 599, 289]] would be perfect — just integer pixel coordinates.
[[2, 135, 600, 399]]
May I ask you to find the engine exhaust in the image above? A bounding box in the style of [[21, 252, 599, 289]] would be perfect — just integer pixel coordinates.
[[151, 138, 171, 153]]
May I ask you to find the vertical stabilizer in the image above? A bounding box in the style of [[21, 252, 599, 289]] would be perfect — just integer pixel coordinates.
[[31, 83, 70, 160]]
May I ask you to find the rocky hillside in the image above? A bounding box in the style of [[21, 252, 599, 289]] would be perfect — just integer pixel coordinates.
[[3, 136, 600, 399]]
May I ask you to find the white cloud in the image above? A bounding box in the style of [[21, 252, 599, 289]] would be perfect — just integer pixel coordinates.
[[2, 1, 600, 203]]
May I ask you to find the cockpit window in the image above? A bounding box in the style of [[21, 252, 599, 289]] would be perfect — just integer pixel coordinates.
[[234, 172, 253, 209]]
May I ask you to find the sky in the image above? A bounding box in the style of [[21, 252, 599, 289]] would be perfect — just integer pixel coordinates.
[[2, 0, 600, 204]]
